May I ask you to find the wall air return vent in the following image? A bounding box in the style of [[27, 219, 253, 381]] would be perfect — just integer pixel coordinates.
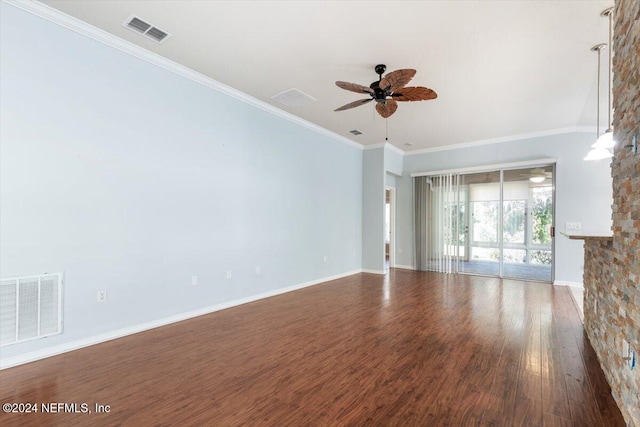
[[123, 15, 171, 44], [270, 88, 317, 108], [0, 272, 63, 346]]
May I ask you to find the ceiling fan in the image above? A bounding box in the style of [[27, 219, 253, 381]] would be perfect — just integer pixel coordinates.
[[519, 168, 552, 183], [334, 64, 437, 118]]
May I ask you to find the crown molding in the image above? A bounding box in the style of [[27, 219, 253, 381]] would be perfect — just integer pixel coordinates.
[[361, 126, 594, 156], [362, 143, 386, 150], [4, 0, 363, 151], [404, 126, 595, 156], [362, 142, 405, 156]]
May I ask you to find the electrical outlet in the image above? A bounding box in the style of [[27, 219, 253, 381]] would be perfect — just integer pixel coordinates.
[[191, 275, 198, 286], [226, 270, 232, 279], [255, 266, 261, 275], [323, 256, 328, 263], [97, 290, 107, 303], [398, 248, 403, 254]]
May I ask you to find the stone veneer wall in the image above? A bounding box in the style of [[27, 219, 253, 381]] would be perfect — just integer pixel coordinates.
[[583, 0, 640, 426]]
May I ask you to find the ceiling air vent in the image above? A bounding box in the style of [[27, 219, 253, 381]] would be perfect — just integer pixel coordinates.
[[271, 88, 317, 108], [350, 130, 363, 135], [123, 15, 171, 44], [146, 27, 169, 43]]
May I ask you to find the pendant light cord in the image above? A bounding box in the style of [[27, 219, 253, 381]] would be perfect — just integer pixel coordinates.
[[597, 47, 601, 139], [385, 119, 388, 142], [607, 10, 612, 131]]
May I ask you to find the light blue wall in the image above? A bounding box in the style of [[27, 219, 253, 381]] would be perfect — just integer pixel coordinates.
[[385, 173, 396, 188], [384, 145, 403, 176], [0, 4, 362, 360], [362, 145, 403, 272], [397, 132, 613, 283]]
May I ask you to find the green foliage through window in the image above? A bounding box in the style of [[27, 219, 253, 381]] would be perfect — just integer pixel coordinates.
[[532, 187, 553, 245]]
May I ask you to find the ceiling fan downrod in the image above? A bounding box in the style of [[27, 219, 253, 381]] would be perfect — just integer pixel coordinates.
[[372, 64, 388, 103]]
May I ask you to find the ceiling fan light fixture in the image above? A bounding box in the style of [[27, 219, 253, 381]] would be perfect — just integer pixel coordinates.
[[529, 176, 546, 183]]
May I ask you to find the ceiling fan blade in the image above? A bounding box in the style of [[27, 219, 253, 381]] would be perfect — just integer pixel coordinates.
[[334, 98, 373, 111], [379, 69, 416, 92], [335, 81, 374, 94], [375, 100, 398, 118], [392, 86, 437, 102]]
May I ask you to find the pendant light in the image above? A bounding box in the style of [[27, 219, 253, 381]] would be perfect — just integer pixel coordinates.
[[593, 7, 616, 150], [584, 43, 612, 161]]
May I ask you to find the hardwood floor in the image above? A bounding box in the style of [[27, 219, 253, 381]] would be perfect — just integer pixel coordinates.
[[0, 270, 625, 426]]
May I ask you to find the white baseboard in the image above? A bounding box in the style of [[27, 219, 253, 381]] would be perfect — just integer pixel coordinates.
[[361, 269, 386, 275], [393, 264, 415, 270], [0, 269, 362, 370], [553, 280, 584, 289]]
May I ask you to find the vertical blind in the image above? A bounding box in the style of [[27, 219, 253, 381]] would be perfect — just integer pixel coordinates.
[[414, 174, 462, 273]]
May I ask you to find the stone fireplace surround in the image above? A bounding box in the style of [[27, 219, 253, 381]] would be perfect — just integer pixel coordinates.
[[582, 1, 639, 425]]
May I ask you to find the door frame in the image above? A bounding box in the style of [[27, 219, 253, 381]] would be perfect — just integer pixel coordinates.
[[385, 187, 396, 270], [413, 158, 557, 282]]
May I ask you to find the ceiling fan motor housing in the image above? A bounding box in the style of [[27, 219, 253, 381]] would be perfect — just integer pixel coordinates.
[[369, 81, 388, 103]]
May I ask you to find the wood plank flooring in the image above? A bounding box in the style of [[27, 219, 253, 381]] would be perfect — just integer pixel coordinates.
[[0, 270, 625, 426]]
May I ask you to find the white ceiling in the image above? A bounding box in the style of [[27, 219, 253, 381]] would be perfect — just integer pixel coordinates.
[[42, 0, 613, 152]]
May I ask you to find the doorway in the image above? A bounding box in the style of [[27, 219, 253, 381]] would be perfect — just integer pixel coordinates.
[[385, 187, 396, 271]]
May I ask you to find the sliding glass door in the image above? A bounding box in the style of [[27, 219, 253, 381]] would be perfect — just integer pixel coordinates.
[[461, 171, 501, 277], [415, 164, 554, 282], [500, 167, 553, 281]]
